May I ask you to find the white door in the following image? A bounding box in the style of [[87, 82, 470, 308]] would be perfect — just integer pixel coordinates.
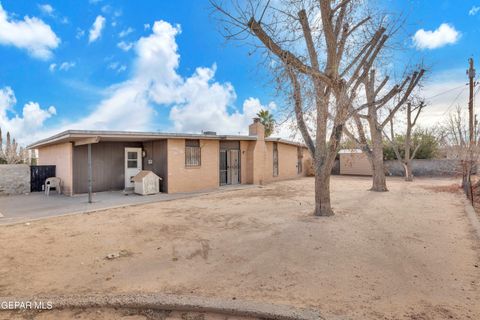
[[125, 148, 142, 189]]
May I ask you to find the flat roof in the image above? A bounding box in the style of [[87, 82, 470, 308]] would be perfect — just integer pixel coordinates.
[[264, 137, 307, 148], [28, 130, 306, 149], [338, 149, 364, 154]]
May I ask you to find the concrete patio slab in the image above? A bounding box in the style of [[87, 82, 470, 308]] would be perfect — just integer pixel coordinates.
[[0, 185, 255, 225]]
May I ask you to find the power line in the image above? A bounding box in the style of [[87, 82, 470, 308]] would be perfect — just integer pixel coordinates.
[[441, 86, 467, 116], [474, 84, 480, 98], [424, 84, 466, 100]]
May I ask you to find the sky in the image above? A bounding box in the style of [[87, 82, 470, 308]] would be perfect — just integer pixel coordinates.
[[0, 0, 479, 145]]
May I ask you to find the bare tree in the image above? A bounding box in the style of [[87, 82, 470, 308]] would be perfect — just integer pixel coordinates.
[[0, 128, 28, 164], [385, 100, 426, 181], [211, 0, 401, 216], [438, 106, 480, 196], [344, 68, 425, 191]]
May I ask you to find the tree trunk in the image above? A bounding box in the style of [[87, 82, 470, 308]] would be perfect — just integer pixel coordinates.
[[371, 154, 388, 191], [404, 161, 413, 181], [314, 167, 334, 216], [370, 128, 388, 192]]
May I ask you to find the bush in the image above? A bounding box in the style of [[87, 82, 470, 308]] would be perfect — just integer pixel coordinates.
[[383, 130, 439, 160]]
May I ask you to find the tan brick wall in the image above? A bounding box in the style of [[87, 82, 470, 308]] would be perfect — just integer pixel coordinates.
[[239, 140, 251, 184], [263, 141, 309, 183], [166, 139, 220, 193], [37, 142, 73, 195]]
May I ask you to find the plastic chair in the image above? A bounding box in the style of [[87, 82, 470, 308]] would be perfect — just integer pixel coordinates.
[[45, 177, 62, 196]]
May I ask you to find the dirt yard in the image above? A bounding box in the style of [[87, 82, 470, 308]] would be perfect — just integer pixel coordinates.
[[0, 176, 479, 320]]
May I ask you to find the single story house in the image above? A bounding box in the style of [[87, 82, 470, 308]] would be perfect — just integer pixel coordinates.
[[339, 149, 373, 176], [28, 119, 312, 195]]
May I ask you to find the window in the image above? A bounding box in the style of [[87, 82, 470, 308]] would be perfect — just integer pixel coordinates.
[[185, 139, 201, 167], [273, 143, 279, 177], [127, 151, 138, 168]]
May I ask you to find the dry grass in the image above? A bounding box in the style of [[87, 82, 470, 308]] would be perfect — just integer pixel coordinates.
[[419, 183, 462, 194]]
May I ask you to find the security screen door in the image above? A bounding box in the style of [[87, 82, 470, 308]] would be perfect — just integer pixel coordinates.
[[219, 149, 240, 185]]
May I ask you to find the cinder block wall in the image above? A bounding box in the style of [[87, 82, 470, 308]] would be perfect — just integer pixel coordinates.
[[384, 159, 463, 176], [0, 164, 30, 195]]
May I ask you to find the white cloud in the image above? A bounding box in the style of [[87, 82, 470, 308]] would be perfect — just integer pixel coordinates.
[[100, 5, 111, 14], [37, 4, 69, 24], [117, 40, 133, 51], [38, 4, 54, 16], [107, 62, 126, 73], [59, 61, 75, 71], [171, 88, 277, 134], [88, 15, 106, 43], [469, 6, 480, 16], [0, 87, 56, 144], [144, 23, 150, 30], [413, 23, 460, 50], [76, 28, 85, 39], [49, 61, 75, 72], [413, 68, 469, 128], [119, 27, 134, 38], [0, 3, 60, 59], [0, 87, 16, 111], [20, 20, 276, 143]]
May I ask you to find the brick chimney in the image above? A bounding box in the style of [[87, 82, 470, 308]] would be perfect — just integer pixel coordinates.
[[249, 117, 265, 141]]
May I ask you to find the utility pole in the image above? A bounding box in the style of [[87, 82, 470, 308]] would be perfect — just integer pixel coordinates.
[[467, 57, 476, 144], [464, 58, 476, 203]]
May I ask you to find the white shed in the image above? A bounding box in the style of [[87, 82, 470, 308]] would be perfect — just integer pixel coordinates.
[[132, 170, 162, 195], [339, 149, 373, 176]]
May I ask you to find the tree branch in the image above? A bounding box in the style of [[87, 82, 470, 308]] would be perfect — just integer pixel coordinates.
[[380, 69, 425, 128], [248, 17, 335, 88], [287, 68, 316, 158]]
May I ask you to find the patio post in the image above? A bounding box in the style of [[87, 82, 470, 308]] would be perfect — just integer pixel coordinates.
[[88, 143, 93, 203]]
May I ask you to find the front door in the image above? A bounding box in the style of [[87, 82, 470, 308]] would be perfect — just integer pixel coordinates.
[[220, 149, 240, 185], [124, 147, 142, 189]]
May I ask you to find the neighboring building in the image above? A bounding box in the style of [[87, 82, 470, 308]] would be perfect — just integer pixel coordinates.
[[28, 119, 311, 195], [339, 149, 372, 176]]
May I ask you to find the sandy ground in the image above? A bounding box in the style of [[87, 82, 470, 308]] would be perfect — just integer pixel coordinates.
[[0, 176, 479, 320]]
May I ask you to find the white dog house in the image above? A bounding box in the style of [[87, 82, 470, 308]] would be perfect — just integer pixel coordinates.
[[132, 170, 161, 195]]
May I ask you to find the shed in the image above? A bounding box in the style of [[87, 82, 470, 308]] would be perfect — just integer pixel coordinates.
[[132, 170, 161, 195], [339, 149, 372, 176]]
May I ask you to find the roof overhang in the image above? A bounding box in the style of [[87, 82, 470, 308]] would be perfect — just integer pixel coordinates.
[[28, 130, 258, 149], [265, 137, 307, 148]]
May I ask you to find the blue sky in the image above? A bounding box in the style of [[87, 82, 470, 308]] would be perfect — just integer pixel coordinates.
[[0, 0, 479, 144]]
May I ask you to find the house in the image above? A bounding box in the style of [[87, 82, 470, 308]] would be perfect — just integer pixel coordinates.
[[28, 119, 312, 195], [338, 149, 373, 176]]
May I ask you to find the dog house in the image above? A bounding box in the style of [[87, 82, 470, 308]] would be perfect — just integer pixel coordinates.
[[132, 170, 161, 195]]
